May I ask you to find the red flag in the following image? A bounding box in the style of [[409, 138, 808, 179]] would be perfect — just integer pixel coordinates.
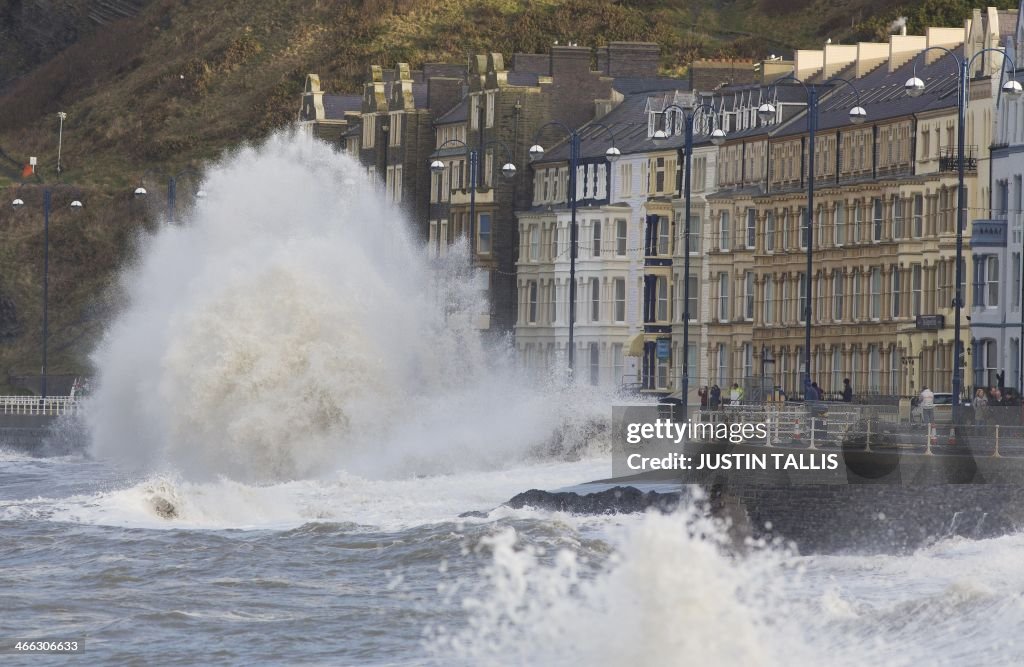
[[21, 164, 33, 179]]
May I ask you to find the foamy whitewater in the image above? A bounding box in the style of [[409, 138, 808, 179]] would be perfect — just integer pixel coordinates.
[[87, 132, 597, 483], [3, 133, 1024, 665]]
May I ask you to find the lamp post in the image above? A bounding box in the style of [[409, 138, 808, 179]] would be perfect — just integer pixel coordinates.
[[757, 75, 867, 398], [56, 112, 67, 176], [528, 122, 620, 376], [904, 47, 1022, 421], [133, 168, 206, 222], [428, 139, 517, 254], [11, 186, 84, 400], [652, 101, 726, 415]]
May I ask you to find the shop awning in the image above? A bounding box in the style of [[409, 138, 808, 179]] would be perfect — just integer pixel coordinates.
[[625, 333, 645, 357]]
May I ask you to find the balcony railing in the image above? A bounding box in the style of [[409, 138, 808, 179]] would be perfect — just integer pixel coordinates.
[[939, 145, 978, 173]]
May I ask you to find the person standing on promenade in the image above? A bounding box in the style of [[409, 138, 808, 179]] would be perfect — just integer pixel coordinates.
[[973, 388, 988, 426], [920, 386, 935, 424]]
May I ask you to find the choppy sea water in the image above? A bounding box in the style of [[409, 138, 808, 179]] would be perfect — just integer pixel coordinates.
[[3, 448, 1024, 666]]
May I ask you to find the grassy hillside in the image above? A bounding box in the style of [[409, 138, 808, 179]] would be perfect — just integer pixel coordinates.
[[0, 0, 1015, 387]]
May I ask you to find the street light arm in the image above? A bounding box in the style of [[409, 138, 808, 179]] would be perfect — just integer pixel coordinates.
[[10, 183, 83, 208], [481, 139, 516, 165], [431, 138, 471, 156], [584, 121, 618, 148], [657, 102, 721, 135], [690, 102, 719, 126], [823, 76, 865, 108], [908, 45, 962, 79], [767, 72, 811, 99], [531, 120, 575, 145], [967, 46, 1019, 82]]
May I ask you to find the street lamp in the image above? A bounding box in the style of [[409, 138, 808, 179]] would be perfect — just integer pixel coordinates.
[[133, 167, 205, 222], [759, 74, 867, 399], [428, 139, 517, 255], [652, 101, 725, 416], [528, 121, 620, 376], [903, 47, 1022, 421], [11, 185, 84, 400]]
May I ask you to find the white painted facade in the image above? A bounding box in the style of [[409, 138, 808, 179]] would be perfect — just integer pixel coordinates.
[[980, 3, 1024, 389], [514, 108, 718, 394], [515, 156, 644, 387]]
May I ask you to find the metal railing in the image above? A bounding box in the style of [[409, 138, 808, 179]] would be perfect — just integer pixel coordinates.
[[0, 395, 83, 415], [939, 145, 978, 172], [683, 402, 1024, 459]]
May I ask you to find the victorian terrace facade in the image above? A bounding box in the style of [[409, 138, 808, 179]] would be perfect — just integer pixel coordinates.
[[708, 13, 1009, 399]]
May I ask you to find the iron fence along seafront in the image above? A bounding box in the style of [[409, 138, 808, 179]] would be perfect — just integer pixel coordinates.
[[0, 396, 83, 416]]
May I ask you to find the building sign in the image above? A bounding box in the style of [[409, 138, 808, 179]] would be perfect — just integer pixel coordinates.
[[916, 315, 945, 330], [656, 338, 670, 360]]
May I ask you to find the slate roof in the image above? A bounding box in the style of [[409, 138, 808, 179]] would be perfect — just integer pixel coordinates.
[[322, 94, 362, 119], [435, 97, 468, 124], [533, 89, 716, 163], [612, 77, 692, 95], [507, 71, 542, 86], [771, 46, 964, 138], [531, 78, 825, 163]]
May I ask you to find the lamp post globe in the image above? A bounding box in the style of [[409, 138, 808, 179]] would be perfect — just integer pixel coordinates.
[[134, 187, 148, 198], [501, 162, 517, 179], [1002, 79, 1023, 97], [11, 198, 24, 210], [710, 128, 727, 146], [905, 77, 926, 97], [69, 200, 83, 211], [428, 159, 445, 174], [757, 103, 776, 123], [652, 129, 668, 142], [528, 144, 545, 162], [605, 146, 622, 162], [849, 106, 867, 124]]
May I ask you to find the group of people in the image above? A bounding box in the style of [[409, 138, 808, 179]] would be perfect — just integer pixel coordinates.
[[698, 378, 855, 409], [697, 383, 744, 410], [693, 377, 1023, 426], [804, 378, 854, 402], [970, 386, 1021, 425]]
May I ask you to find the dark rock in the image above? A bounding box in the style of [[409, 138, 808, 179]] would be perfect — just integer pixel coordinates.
[[150, 496, 177, 519], [505, 486, 681, 514]]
